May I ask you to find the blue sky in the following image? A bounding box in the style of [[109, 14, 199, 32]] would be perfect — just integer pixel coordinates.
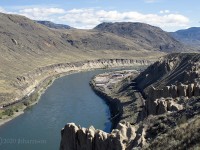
[[0, 0, 199, 31]]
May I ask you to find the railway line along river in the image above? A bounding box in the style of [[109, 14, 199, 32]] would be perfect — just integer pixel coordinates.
[[0, 67, 141, 150]]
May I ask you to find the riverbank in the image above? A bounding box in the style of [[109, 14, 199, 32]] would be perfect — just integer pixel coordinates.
[[0, 70, 86, 126], [0, 74, 56, 126], [60, 53, 200, 150], [0, 59, 150, 127], [59, 69, 147, 150], [90, 70, 145, 128]]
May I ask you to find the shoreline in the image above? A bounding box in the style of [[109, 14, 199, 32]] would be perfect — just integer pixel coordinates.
[[0, 69, 92, 127], [90, 70, 145, 129], [0, 61, 149, 127]]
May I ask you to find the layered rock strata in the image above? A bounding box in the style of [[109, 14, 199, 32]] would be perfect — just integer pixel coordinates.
[[1, 59, 150, 107]]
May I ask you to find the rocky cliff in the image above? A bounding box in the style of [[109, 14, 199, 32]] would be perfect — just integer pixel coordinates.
[[60, 122, 137, 150], [134, 53, 200, 116], [60, 53, 200, 150]]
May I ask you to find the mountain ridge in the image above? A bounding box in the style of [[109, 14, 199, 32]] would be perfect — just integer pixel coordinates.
[[36, 20, 73, 29], [170, 27, 200, 48], [94, 22, 188, 52]]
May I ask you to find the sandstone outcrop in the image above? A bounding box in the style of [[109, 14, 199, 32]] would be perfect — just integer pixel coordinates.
[[60, 122, 136, 150], [148, 82, 200, 101], [145, 97, 183, 116], [134, 53, 200, 117], [143, 81, 200, 116]]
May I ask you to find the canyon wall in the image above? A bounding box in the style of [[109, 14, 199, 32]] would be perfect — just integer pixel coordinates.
[[2, 59, 150, 106], [134, 53, 200, 118], [60, 53, 200, 150], [135, 53, 200, 93]]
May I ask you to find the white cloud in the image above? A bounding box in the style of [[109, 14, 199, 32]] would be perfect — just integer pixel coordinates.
[[0, 6, 190, 31], [0, 7, 17, 14], [18, 7, 65, 20], [0, 7, 5, 13], [59, 9, 190, 31], [0, 7, 6, 13], [160, 10, 170, 14]]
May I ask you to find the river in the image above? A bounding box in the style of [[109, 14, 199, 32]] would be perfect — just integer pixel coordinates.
[[0, 67, 140, 150]]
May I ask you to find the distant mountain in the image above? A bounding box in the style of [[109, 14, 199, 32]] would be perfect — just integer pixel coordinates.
[[0, 14, 191, 58], [36, 20, 72, 29], [170, 27, 200, 48], [94, 22, 187, 52]]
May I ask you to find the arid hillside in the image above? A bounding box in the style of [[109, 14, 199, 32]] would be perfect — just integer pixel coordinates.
[[94, 22, 188, 52], [0, 12, 190, 103]]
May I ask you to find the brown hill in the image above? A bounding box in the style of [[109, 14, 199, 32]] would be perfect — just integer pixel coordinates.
[[94, 22, 189, 52]]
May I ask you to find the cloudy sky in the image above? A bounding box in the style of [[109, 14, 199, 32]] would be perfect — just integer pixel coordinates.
[[0, 0, 199, 31]]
